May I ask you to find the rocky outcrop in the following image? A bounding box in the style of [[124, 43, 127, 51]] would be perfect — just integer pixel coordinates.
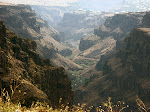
[[0, 5, 61, 42], [77, 12, 145, 76], [74, 14, 150, 110], [0, 5, 41, 40], [0, 4, 83, 71], [0, 21, 8, 76], [95, 50, 115, 71], [31, 5, 65, 27], [79, 34, 100, 51], [98, 28, 150, 107], [142, 12, 150, 27], [77, 35, 116, 65], [0, 21, 73, 107], [59, 49, 72, 57], [73, 34, 116, 80], [79, 12, 145, 52], [94, 12, 145, 40], [57, 11, 113, 41]]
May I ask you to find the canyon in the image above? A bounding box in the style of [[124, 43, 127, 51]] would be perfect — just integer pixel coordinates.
[[0, 1, 150, 111]]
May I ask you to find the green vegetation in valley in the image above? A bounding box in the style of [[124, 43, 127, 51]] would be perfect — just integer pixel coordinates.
[[74, 59, 95, 68], [68, 70, 84, 89]]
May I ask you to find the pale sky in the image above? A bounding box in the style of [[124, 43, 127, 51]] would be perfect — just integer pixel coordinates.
[[0, 0, 136, 10], [0, 0, 79, 6], [0, 0, 124, 6]]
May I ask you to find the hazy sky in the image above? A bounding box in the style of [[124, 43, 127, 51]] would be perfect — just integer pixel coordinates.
[[0, 0, 78, 6], [0, 0, 132, 10], [76, 0, 123, 10], [0, 0, 125, 6]]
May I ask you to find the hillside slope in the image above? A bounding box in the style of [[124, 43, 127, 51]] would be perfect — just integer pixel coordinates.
[[0, 4, 83, 71], [94, 12, 145, 40], [74, 12, 150, 109], [74, 12, 145, 78], [0, 21, 73, 107], [31, 5, 77, 27], [57, 11, 113, 41]]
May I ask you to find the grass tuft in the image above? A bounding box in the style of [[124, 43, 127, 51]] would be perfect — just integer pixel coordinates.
[[0, 83, 149, 112]]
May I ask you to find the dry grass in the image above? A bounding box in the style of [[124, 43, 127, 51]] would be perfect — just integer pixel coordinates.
[[1, 95, 148, 112], [0, 89, 129, 112], [0, 81, 148, 112], [136, 96, 150, 112]]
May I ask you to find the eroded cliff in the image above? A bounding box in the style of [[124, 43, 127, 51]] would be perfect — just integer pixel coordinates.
[[74, 12, 150, 110], [0, 4, 82, 71], [57, 11, 113, 41], [0, 21, 73, 108]]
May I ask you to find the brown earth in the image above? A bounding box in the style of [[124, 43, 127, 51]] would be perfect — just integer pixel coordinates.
[[74, 12, 150, 110], [0, 21, 73, 108]]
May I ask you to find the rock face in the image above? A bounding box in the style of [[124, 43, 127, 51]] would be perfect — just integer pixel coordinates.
[[31, 5, 71, 28], [31, 5, 63, 27], [0, 21, 73, 107], [79, 12, 145, 52], [57, 11, 113, 41], [95, 11, 149, 71], [77, 12, 145, 75], [95, 51, 115, 71], [0, 5, 40, 40], [94, 12, 145, 40], [59, 49, 72, 57], [79, 35, 116, 59], [79, 34, 99, 51], [0, 4, 83, 71], [142, 12, 150, 27], [0, 21, 8, 76], [0, 4, 60, 43], [74, 12, 150, 110]]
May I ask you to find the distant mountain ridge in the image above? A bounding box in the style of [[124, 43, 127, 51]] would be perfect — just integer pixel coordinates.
[[31, 5, 69, 27], [94, 12, 145, 40], [57, 11, 113, 41]]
